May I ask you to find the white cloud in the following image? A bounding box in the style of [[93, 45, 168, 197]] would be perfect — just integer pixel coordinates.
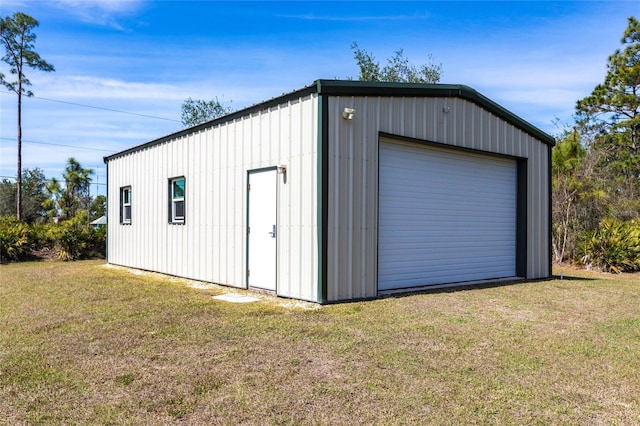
[[0, 0, 30, 8], [1, 70, 184, 192], [50, 0, 146, 30], [434, 40, 613, 134], [55, 0, 143, 13], [39, 74, 184, 101]]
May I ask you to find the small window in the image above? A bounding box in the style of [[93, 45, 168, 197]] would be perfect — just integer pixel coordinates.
[[120, 186, 131, 224], [170, 177, 185, 223]]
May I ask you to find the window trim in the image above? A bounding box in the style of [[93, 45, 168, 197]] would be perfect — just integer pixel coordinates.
[[120, 186, 131, 224], [169, 177, 185, 224]]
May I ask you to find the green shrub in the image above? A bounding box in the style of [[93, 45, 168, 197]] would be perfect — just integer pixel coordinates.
[[0, 213, 105, 262], [56, 211, 94, 261], [580, 219, 640, 273], [30, 222, 56, 249], [89, 224, 107, 258], [0, 215, 32, 260]]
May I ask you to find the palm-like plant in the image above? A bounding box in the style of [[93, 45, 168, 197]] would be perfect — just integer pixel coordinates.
[[43, 158, 94, 221], [63, 157, 93, 217]]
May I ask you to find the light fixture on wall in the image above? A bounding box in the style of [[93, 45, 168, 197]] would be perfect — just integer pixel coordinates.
[[277, 165, 287, 175], [342, 107, 356, 120]]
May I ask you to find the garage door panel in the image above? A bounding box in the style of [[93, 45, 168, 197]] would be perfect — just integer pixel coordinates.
[[381, 270, 510, 288], [385, 263, 513, 280], [383, 223, 516, 237], [384, 237, 514, 250], [382, 258, 515, 279], [378, 140, 517, 291], [383, 247, 516, 263]]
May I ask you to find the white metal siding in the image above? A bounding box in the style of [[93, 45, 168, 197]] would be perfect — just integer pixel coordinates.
[[326, 96, 550, 301], [378, 140, 517, 290], [107, 89, 550, 303], [107, 95, 319, 302]]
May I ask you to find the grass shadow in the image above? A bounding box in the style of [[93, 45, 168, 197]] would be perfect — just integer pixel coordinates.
[[550, 274, 599, 282], [375, 274, 601, 302]]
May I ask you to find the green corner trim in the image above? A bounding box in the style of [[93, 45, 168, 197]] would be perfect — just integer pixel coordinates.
[[317, 94, 329, 303]]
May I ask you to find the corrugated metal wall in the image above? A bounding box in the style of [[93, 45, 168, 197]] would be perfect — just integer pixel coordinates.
[[108, 90, 550, 304], [326, 96, 550, 301], [107, 94, 319, 302]]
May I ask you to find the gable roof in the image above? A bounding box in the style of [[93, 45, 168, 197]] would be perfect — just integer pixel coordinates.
[[314, 80, 555, 145], [89, 215, 107, 225], [105, 80, 554, 162]]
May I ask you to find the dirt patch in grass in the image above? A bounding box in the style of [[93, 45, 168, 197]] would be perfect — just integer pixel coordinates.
[[1, 260, 639, 424]]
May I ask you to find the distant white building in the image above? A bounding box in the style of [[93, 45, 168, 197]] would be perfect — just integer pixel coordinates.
[[89, 215, 106, 227], [104, 80, 554, 303]]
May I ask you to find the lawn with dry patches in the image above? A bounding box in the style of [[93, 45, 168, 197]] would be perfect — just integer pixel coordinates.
[[1, 261, 639, 424]]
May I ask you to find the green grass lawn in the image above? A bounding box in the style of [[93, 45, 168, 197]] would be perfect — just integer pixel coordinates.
[[1, 260, 639, 425]]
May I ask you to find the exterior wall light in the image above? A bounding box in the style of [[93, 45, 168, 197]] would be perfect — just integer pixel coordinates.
[[342, 107, 356, 120]]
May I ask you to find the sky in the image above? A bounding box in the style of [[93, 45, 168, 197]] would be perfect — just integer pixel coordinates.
[[0, 0, 637, 197]]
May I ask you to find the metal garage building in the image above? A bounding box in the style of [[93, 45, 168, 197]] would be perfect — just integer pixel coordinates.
[[105, 80, 554, 303]]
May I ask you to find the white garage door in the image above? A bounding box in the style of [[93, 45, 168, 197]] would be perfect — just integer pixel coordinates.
[[378, 140, 517, 291]]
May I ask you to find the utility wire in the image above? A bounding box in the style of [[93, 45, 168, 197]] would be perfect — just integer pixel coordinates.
[[0, 137, 117, 153], [1, 175, 106, 185], [1, 90, 182, 123]]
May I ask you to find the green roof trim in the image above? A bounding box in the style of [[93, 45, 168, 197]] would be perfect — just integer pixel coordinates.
[[104, 79, 554, 163]]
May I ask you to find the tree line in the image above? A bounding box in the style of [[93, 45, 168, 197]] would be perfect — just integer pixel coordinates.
[[0, 158, 105, 223], [0, 158, 106, 261], [552, 17, 639, 272]]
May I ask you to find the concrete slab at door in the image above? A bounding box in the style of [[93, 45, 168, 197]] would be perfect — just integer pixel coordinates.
[[247, 168, 277, 291]]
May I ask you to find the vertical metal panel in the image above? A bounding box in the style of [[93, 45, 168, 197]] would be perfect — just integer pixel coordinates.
[[526, 140, 550, 278], [107, 94, 319, 302], [325, 96, 551, 301], [326, 96, 379, 301]]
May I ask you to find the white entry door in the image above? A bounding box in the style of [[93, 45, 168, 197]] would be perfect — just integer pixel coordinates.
[[247, 169, 277, 291]]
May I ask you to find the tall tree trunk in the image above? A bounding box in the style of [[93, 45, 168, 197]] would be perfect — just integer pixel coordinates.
[[16, 80, 22, 221], [633, 88, 638, 156], [632, 123, 637, 156]]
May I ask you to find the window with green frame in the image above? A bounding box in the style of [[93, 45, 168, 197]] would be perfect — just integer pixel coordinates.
[[169, 177, 185, 223], [120, 186, 131, 224]]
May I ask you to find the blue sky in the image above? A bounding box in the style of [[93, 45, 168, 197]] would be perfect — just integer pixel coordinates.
[[0, 1, 637, 197]]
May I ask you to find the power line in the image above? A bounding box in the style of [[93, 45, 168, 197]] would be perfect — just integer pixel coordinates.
[[1, 90, 181, 123], [1, 175, 105, 184], [0, 137, 117, 153]]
